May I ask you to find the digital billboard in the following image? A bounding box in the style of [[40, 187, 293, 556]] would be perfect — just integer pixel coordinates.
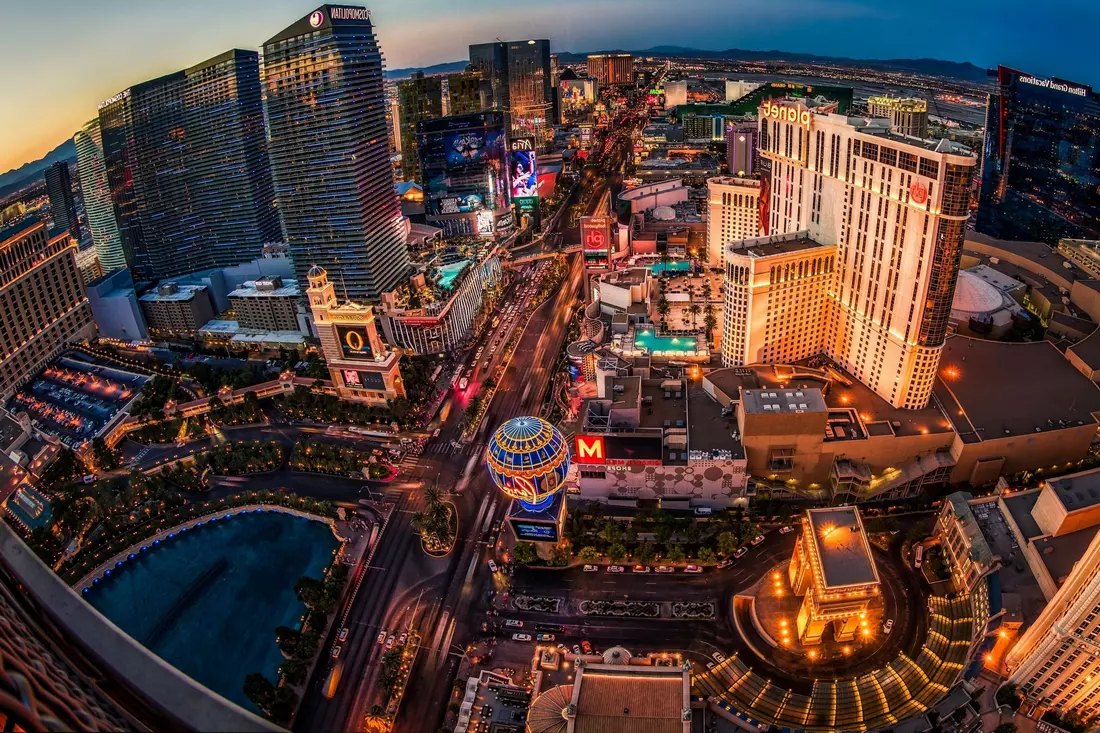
[[446, 129, 505, 167], [512, 521, 559, 543], [580, 216, 613, 268], [341, 369, 386, 391], [335, 324, 374, 360], [510, 137, 538, 199]]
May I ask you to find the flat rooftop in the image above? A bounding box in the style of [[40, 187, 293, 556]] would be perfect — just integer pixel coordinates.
[[742, 388, 827, 415], [228, 280, 300, 298], [1003, 490, 1044, 541], [139, 284, 206, 302], [572, 666, 688, 733], [1034, 526, 1100, 588], [934, 336, 1100, 444], [1046, 469, 1100, 512], [805, 507, 879, 589], [687, 385, 744, 459]]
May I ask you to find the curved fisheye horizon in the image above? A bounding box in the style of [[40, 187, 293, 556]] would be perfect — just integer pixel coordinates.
[[1, 2, 1099, 733]]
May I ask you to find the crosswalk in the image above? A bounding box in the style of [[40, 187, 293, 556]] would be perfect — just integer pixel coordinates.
[[128, 445, 153, 466], [424, 441, 483, 457]]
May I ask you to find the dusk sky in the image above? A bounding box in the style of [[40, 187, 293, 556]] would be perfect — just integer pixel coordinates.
[[2, 0, 1097, 174]]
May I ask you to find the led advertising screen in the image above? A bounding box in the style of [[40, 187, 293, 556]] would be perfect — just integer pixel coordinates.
[[445, 129, 505, 167], [341, 369, 386, 391], [438, 194, 485, 214], [335, 324, 374, 360], [512, 521, 560, 543], [580, 216, 613, 268], [510, 137, 538, 199]]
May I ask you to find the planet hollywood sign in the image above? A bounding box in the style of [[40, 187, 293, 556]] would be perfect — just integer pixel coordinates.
[[761, 101, 813, 130]]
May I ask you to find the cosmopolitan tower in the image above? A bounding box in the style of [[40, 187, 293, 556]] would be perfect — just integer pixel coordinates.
[[263, 6, 410, 303]]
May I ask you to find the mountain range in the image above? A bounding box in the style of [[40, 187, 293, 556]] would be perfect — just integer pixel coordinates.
[[0, 138, 76, 200]]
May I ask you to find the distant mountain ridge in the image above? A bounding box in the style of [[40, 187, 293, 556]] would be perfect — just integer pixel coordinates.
[[0, 138, 77, 199], [385, 60, 468, 79]]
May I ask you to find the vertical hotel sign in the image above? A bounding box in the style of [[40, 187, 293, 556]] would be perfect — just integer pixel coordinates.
[[510, 136, 541, 228], [580, 216, 613, 269]]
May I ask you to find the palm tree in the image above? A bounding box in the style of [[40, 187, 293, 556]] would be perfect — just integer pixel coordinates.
[[365, 705, 390, 732], [656, 295, 670, 332], [424, 485, 442, 506], [687, 303, 701, 329]]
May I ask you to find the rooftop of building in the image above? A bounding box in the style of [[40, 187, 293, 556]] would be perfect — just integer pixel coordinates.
[[728, 230, 829, 259], [1003, 489, 1044, 541], [845, 115, 974, 156], [704, 360, 953, 440], [742, 388, 827, 415], [1045, 468, 1100, 512], [0, 216, 42, 245], [138, 283, 207, 302], [600, 268, 649, 287], [196, 320, 305, 345], [228, 278, 300, 299], [944, 492, 995, 567], [527, 663, 689, 733], [933, 336, 1100, 444], [965, 231, 1077, 286], [707, 175, 761, 189], [805, 507, 879, 589], [1034, 526, 1100, 588], [1067, 327, 1100, 371], [687, 385, 743, 460]]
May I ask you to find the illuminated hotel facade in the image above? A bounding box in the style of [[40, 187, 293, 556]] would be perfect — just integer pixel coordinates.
[[705, 176, 762, 270], [756, 99, 977, 409], [0, 220, 95, 399], [1005, 530, 1100, 721], [587, 53, 633, 87]]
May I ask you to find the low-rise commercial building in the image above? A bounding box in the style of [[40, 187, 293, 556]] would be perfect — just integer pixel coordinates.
[[937, 492, 998, 592], [85, 268, 147, 341], [138, 282, 216, 339], [228, 276, 301, 332]]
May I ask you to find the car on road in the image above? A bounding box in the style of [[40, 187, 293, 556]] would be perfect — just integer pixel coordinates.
[[432, 428, 441, 438], [779, 526, 794, 534], [331, 645, 342, 659], [717, 558, 735, 569], [751, 535, 765, 546], [377, 631, 386, 644], [385, 635, 395, 649], [655, 565, 674, 573], [632, 565, 650, 573], [504, 619, 524, 628], [488, 560, 498, 573], [583, 564, 599, 572], [706, 661, 715, 670], [581, 640, 593, 654], [607, 565, 625, 573], [882, 619, 895, 634], [397, 632, 408, 645], [711, 652, 726, 663], [684, 565, 703, 573], [536, 633, 555, 642], [337, 627, 349, 642], [572, 644, 581, 654], [734, 547, 749, 559], [512, 633, 533, 642]]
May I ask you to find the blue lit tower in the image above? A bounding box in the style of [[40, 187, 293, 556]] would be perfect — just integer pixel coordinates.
[[263, 5, 410, 303], [485, 416, 570, 513]]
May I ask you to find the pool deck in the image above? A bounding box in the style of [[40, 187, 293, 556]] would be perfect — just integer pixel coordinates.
[[74, 504, 351, 592]]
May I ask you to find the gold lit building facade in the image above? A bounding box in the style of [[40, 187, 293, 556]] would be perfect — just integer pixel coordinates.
[[306, 265, 405, 406], [788, 506, 881, 645]]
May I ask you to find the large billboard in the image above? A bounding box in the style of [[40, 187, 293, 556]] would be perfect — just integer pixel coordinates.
[[512, 520, 559, 543], [446, 129, 506, 168], [341, 369, 386, 391], [581, 216, 613, 269], [510, 137, 539, 200], [335, 324, 374, 360]]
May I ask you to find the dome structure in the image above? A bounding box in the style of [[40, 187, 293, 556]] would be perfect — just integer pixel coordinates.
[[307, 265, 328, 284], [651, 205, 676, 221], [485, 416, 570, 512], [951, 270, 1004, 319], [601, 646, 633, 665]]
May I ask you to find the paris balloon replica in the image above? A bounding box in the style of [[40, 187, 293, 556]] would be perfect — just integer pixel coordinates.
[[484, 416, 571, 554]]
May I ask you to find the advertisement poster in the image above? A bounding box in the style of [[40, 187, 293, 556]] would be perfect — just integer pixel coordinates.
[[335, 324, 374, 360], [341, 369, 386, 391], [446, 130, 504, 167], [512, 521, 559, 542]]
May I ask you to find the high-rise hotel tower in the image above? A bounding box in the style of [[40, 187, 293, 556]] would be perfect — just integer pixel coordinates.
[[723, 100, 976, 410], [263, 6, 410, 304]]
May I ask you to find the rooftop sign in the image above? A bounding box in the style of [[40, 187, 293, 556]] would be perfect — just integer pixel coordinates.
[[1019, 74, 1088, 97], [761, 101, 813, 131]]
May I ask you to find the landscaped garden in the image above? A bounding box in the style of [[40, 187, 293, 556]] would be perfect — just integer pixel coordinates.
[[290, 441, 393, 480], [412, 486, 457, 556]]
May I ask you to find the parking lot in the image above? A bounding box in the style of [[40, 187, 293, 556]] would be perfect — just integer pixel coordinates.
[[972, 499, 1048, 626]]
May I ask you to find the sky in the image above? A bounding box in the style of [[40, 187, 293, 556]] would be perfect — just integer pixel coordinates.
[[2, 0, 1098, 174]]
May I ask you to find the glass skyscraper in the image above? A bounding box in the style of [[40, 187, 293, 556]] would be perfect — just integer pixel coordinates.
[[97, 50, 279, 281], [978, 65, 1100, 244], [263, 5, 410, 304], [469, 40, 554, 142], [43, 162, 81, 241], [397, 71, 443, 182], [73, 119, 127, 272]]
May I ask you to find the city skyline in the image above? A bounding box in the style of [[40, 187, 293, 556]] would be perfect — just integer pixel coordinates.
[[3, 0, 1098, 174]]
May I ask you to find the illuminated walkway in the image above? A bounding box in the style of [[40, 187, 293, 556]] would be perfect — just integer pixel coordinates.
[[694, 594, 973, 732]]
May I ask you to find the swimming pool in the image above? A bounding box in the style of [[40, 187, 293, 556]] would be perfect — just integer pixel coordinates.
[[436, 260, 472, 290], [85, 511, 339, 710], [633, 328, 698, 355], [646, 261, 691, 274]]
